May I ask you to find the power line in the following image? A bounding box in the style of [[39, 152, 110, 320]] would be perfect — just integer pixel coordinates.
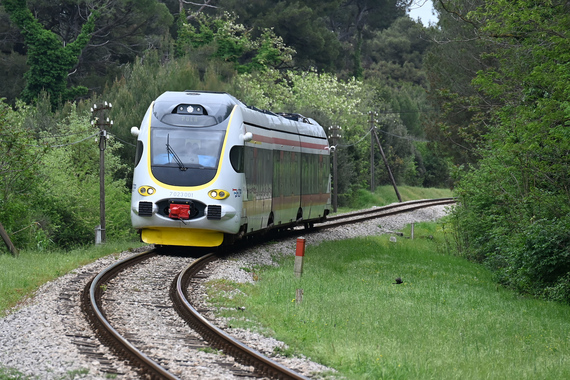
[[334, 127, 430, 149], [107, 132, 136, 147], [336, 128, 372, 148], [376, 128, 429, 142], [377, 109, 435, 114], [0, 133, 99, 148], [49, 133, 99, 147]]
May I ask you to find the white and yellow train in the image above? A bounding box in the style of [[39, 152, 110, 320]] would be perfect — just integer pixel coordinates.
[[130, 91, 331, 247]]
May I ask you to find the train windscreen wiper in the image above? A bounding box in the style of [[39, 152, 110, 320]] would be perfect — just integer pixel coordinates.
[[166, 134, 187, 171]]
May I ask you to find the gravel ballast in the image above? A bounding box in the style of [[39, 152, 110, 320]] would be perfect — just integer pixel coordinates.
[[0, 205, 448, 379]]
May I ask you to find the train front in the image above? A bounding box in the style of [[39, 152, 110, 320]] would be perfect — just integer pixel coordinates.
[[130, 91, 245, 247]]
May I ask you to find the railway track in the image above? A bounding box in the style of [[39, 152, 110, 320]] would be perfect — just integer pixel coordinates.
[[82, 251, 173, 378], [82, 198, 454, 379], [171, 253, 310, 380], [317, 197, 456, 229]]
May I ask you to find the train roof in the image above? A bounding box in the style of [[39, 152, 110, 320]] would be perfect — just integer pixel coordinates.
[[155, 91, 242, 107], [154, 91, 327, 139]]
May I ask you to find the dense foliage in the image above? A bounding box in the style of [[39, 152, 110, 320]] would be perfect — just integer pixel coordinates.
[[425, 0, 570, 303], [0, 97, 132, 250], [175, 13, 296, 73], [3, 0, 98, 107]]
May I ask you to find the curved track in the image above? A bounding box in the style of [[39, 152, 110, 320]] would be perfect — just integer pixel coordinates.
[[82, 198, 455, 379], [171, 253, 309, 380], [81, 250, 178, 379], [319, 198, 455, 228]]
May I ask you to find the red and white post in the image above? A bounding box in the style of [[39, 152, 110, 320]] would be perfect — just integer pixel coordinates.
[[294, 237, 305, 278]]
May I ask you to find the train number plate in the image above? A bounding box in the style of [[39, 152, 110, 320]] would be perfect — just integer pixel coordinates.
[[169, 191, 194, 198]]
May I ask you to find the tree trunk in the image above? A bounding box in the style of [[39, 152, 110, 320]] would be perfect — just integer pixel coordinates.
[[0, 221, 18, 257]]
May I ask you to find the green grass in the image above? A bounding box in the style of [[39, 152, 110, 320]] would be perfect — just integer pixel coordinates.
[[207, 222, 570, 379], [0, 239, 145, 316], [338, 186, 453, 213], [0, 367, 27, 380], [0, 367, 93, 380]]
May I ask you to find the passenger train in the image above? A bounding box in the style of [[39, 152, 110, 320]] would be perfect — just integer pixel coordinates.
[[130, 91, 331, 247]]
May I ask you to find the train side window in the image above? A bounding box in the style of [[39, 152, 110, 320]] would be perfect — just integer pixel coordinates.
[[134, 141, 144, 167], [230, 145, 244, 173]]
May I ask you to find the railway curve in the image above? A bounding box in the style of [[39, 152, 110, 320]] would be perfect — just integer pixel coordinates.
[[81, 199, 454, 379]]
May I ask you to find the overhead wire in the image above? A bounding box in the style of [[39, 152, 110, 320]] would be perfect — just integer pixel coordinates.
[[331, 107, 435, 149], [107, 132, 136, 147], [375, 128, 429, 142], [0, 132, 99, 148], [47, 133, 100, 147]]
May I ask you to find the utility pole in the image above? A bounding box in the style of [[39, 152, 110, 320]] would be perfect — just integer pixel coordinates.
[[369, 111, 402, 203], [91, 101, 113, 244], [328, 125, 342, 213], [0, 221, 18, 256], [369, 111, 375, 192]]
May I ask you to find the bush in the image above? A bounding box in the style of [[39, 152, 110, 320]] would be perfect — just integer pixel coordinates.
[[508, 217, 570, 300], [33, 105, 134, 247], [0, 98, 135, 252], [450, 155, 570, 304]]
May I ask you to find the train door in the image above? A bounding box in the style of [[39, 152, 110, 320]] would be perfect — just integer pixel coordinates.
[[272, 149, 300, 225], [243, 146, 273, 232]]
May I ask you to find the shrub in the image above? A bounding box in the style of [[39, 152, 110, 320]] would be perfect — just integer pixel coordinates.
[[509, 217, 570, 300]]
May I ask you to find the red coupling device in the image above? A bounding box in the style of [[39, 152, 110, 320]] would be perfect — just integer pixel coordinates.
[[169, 204, 190, 219]]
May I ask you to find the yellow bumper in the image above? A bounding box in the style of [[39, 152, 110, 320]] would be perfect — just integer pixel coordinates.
[[141, 227, 224, 247]]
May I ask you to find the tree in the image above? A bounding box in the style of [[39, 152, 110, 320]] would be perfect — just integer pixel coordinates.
[[175, 12, 295, 73], [211, 0, 406, 73], [446, 0, 570, 303], [423, 0, 492, 166], [2, 0, 98, 107], [363, 17, 430, 86], [328, 0, 407, 77], [0, 0, 174, 105], [32, 104, 133, 247], [0, 98, 46, 251]]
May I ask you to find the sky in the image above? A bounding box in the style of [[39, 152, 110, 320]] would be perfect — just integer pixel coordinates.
[[407, 0, 439, 26]]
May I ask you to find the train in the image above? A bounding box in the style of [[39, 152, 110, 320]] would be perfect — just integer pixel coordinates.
[[130, 91, 332, 247]]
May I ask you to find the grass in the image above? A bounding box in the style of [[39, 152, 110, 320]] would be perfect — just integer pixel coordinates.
[[0, 239, 145, 317], [0, 368, 26, 380], [207, 222, 570, 379], [0, 367, 94, 380]]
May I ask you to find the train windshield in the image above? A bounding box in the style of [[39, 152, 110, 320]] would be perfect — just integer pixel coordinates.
[[150, 127, 225, 186]]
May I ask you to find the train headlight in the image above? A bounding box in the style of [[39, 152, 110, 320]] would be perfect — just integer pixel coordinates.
[[208, 189, 229, 200], [138, 186, 156, 196]]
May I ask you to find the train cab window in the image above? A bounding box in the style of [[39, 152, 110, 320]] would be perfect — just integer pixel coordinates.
[[149, 127, 226, 186], [151, 128, 224, 169], [230, 146, 244, 173]]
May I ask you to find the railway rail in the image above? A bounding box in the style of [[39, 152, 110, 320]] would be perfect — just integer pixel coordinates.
[[171, 253, 310, 380], [81, 250, 174, 379], [315, 198, 456, 229], [82, 198, 455, 379]]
